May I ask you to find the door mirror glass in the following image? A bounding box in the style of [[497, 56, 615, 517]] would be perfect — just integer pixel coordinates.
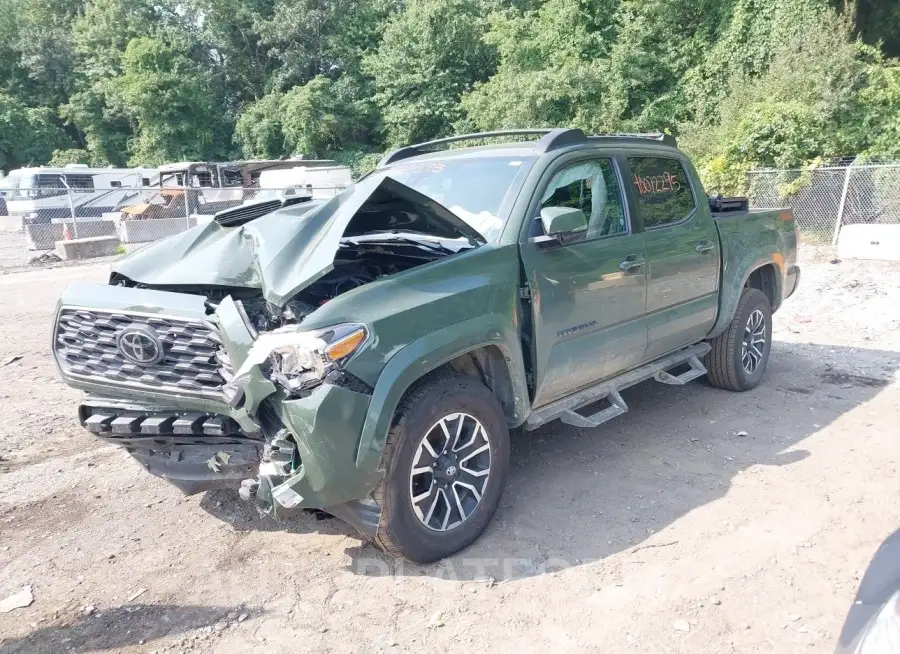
[[540, 206, 587, 236]]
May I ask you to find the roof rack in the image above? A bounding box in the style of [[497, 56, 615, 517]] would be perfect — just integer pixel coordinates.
[[377, 129, 677, 167], [589, 132, 678, 148], [378, 129, 587, 167]]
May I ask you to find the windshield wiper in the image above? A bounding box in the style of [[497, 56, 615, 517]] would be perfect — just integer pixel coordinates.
[[341, 232, 469, 255]]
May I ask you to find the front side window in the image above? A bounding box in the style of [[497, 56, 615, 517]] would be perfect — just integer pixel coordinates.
[[540, 158, 627, 239], [627, 157, 696, 229]]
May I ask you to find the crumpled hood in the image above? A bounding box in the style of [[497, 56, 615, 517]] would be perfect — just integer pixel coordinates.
[[112, 176, 485, 306]]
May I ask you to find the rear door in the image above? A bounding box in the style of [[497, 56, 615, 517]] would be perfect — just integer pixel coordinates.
[[519, 154, 648, 408], [625, 155, 720, 360]]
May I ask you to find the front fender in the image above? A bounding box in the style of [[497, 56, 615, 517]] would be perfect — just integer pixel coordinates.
[[355, 314, 529, 472]]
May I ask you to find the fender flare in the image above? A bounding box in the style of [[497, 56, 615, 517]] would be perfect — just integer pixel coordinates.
[[708, 254, 784, 340], [355, 313, 529, 472]]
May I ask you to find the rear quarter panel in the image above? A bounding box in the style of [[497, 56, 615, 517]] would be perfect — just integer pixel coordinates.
[[709, 208, 798, 338]]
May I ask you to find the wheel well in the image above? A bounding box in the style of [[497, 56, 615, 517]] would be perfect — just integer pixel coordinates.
[[447, 346, 516, 421], [745, 265, 777, 309]]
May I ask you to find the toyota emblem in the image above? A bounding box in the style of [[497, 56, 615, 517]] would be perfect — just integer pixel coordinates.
[[116, 327, 164, 365]]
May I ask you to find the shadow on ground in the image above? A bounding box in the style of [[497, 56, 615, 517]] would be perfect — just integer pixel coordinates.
[[201, 342, 900, 581], [198, 490, 352, 537], [0, 603, 255, 654]]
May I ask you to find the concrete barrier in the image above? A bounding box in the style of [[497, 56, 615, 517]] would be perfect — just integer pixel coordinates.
[[838, 224, 900, 261], [0, 215, 24, 233], [25, 220, 117, 250], [119, 216, 197, 243], [56, 236, 121, 261]]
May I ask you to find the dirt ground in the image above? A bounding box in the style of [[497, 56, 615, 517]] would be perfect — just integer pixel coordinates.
[[1, 244, 898, 654]]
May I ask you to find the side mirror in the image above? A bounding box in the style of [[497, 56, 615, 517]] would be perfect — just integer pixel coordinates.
[[540, 206, 587, 236]]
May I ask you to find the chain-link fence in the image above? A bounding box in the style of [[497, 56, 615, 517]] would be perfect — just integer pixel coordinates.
[[5, 167, 899, 254], [747, 163, 900, 245], [0, 185, 347, 252]]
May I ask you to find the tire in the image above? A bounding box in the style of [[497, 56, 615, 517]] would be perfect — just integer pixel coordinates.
[[705, 288, 773, 392], [373, 372, 510, 563]]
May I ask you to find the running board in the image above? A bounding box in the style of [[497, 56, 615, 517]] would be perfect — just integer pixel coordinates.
[[526, 343, 711, 431], [653, 356, 707, 385], [559, 390, 627, 429]]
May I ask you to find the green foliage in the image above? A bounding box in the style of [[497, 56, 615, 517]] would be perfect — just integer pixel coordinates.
[[234, 92, 287, 159], [0, 94, 62, 170], [332, 149, 384, 178], [282, 76, 374, 157], [856, 64, 900, 159], [462, 0, 613, 132], [49, 148, 92, 166], [679, 6, 889, 193], [365, 0, 498, 146], [0, 0, 898, 191], [109, 37, 227, 165]]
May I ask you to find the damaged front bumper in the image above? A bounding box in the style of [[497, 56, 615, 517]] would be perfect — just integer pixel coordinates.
[[78, 398, 264, 495], [55, 284, 384, 534]]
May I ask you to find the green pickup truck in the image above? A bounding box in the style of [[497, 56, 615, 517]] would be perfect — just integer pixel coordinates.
[[53, 129, 800, 562]]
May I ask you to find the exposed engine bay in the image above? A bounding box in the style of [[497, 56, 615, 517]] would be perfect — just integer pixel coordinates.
[[112, 237, 459, 334], [242, 239, 460, 332]]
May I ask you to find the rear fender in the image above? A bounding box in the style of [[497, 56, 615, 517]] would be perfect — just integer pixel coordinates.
[[708, 255, 784, 339]]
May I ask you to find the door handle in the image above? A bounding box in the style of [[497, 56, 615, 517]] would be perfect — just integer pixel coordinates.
[[696, 241, 715, 254], [619, 257, 645, 273]]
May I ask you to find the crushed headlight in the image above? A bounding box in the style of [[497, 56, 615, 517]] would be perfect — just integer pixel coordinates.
[[233, 323, 368, 396]]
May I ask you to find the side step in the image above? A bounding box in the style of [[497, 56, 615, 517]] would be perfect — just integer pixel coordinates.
[[654, 356, 707, 386], [526, 343, 710, 431], [560, 390, 627, 429]]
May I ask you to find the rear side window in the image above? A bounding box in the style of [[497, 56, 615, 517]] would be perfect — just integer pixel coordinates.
[[627, 157, 695, 228]]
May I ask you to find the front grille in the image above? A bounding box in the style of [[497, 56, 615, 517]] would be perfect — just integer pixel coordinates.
[[54, 308, 233, 398]]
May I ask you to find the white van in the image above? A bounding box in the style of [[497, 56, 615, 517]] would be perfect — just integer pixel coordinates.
[[3, 165, 158, 225]]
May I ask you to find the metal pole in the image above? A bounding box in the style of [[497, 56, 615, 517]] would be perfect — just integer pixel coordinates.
[[184, 187, 190, 230], [831, 166, 853, 246], [58, 175, 78, 239]]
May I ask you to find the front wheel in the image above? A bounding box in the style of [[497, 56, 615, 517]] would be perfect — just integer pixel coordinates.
[[373, 373, 510, 563], [705, 288, 773, 391]]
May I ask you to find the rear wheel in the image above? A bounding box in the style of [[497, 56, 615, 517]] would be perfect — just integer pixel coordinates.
[[705, 288, 773, 391], [373, 373, 510, 563]]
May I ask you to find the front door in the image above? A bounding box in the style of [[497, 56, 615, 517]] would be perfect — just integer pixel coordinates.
[[520, 156, 648, 408], [626, 156, 720, 360]]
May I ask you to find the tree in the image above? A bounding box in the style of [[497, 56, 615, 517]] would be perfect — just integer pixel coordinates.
[[0, 94, 62, 171], [109, 37, 228, 165], [461, 0, 616, 133], [282, 76, 374, 157], [679, 7, 876, 193], [63, 0, 189, 165], [365, 0, 498, 146], [193, 0, 274, 104], [233, 92, 287, 159], [0, 0, 897, 183]]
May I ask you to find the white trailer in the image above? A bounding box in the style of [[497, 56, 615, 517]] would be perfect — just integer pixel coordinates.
[[1, 165, 158, 229], [149, 159, 353, 218]]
